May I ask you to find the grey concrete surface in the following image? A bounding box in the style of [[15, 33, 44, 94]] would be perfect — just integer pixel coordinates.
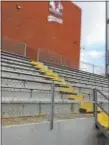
[[2, 118, 98, 145], [2, 102, 80, 117]]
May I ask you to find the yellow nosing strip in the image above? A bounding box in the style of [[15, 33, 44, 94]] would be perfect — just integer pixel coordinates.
[[31, 61, 78, 96], [31, 62, 109, 130]]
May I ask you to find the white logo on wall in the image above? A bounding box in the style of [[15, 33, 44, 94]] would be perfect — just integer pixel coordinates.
[[47, 0, 63, 24]]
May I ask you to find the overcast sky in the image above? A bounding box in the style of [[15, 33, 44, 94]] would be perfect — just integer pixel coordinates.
[[73, 1, 106, 73]]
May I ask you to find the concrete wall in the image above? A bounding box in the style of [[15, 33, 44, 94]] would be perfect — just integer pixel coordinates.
[[2, 102, 80, 117], [2, 118, 98, 145]]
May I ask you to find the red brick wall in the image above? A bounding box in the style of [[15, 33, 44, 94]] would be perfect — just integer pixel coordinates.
[[1, 1, 81, 69]]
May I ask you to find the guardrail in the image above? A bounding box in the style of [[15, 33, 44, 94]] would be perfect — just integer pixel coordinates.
[[80, 61, 105, 75], [94, 89, 109, 139], [2, 37, 27, 56], [1, 38, 105, 75], [37, 48, 105, 75]]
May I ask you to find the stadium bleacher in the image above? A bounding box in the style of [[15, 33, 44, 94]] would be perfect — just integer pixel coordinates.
[[1, 51, 109, 127]]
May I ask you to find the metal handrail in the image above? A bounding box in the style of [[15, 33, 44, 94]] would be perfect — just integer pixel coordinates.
[[95, 89, 109, 101], [94, 89, 109, 124], [45, 61, 107, 78], [96, 102, 109, 116]]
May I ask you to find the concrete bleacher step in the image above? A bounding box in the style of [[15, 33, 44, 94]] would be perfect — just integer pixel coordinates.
[[2, 87, 65, 100], [48, 65, 108, 82], [65, 75, 109, 85], [2, 77, 69, 93], [2, 77, 52, 90], [52, 68, 108, 85], [2, 70, 49, 82], [2, 98, 80, 118], [2, 65, 41, 76], [2, 70, 67, 88], [48, 63, 107, 78], [1, 62, 37, 71], [1, 50, 29, 60], [1, 55, 29, 64], [1, 58, 32, 68], [1, 51, 109, 123], [46, 65, 109, 92], [68, 81, 108, 92], [1, 51, 108, 93]]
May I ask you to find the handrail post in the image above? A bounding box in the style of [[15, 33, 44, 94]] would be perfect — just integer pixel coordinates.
[[24, 43, 27, 57], [50, 81, 55, 130], [93, 64, 94, 74], [93, 89, 97, 122], [37, 48, 40, 62]]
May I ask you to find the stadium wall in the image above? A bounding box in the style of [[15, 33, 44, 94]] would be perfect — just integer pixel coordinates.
[[2, 118, 97, 145], [1, 1, 81, 69]]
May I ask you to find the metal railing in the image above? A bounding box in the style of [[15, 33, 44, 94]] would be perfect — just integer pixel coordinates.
[[37, 48, 105, 75], [1, 38, 105, 75], [2, 37, 27, 56], [37, 48, 74, 68], [80, 61, 105, 75], [93, 89, 109, 138]]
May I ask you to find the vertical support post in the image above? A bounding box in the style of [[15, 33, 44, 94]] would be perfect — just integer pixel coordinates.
[[61, 55, 63, 66], [106, 1, 108, 76], [93, 89, 97, 123], [93, 89, 95, 117], [93, 64, 94, 74], [24, 43, 27, 57], [50, 81, 55, 130], [39, 102, 41, 116], [108, 99, 109, 129], [30, 89, 32, 98], [37, 48, 40, 62]]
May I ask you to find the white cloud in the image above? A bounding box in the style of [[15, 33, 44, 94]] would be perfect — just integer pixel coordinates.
[[86, 23, 105, 46], [73, 1, 105, 47], [73, 1, 105, 71], [87, 50, 105, 58]]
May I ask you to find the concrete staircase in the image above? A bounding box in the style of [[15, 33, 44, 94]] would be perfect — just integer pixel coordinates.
[[1, 51, 82, 118], [44, 63, 108, 102], [1, 51, 109, 123]]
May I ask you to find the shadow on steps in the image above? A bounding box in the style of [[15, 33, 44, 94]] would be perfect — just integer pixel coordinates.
[[96, 133, 108, 145]]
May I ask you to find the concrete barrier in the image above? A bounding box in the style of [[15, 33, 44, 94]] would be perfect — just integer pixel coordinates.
[[2, 118, 97, 145], [2, 102, 80, 117]]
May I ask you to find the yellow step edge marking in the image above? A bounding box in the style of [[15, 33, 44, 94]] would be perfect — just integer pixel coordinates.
[[31, 61, 109, 129], [68, 95, 84, 100], [31, 61, 77, 95], [59, 87, 76, 94], [98, 112, 109, 129]]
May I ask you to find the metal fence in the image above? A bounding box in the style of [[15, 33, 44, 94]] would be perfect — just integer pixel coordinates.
[[1, 38, 105, 75], [2, 37, 27, 56], [37, 48, 76, 69], [94, 89, 109, 134], [37, 48, 105, 75], [80, 61, 105, 75]]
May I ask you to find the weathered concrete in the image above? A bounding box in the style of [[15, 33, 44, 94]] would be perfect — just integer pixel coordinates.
[[2, 118, 98, 145], [2, 102, 80, 117]]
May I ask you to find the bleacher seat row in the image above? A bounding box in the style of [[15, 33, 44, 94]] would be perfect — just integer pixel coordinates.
[[1, 51, 109, 129]]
